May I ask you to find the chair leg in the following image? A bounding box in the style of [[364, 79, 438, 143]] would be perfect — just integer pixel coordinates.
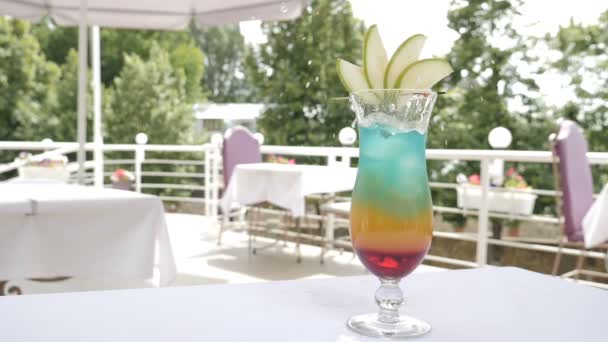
[[322, 212, 336, 265], [574, 248, 586, 281], [320, 219, 326, 265], [552, 237, 565, 276], [0, 281, 22, 296], [217, 216, 226, 246], [247, 212, 253, 260], [251, 208, 260, 255], [295, 216, 302, 263]]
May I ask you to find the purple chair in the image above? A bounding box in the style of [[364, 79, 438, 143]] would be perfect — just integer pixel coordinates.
[[550, 120, 608, 280], [222, 127, 262, 189], [218, 127, 262, 247]]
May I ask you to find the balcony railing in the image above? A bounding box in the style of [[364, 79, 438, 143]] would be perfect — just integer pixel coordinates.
[[1, 139, 607, 271]]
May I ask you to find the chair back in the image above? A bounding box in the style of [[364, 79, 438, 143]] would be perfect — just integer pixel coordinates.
[[222, 127, 262, 187], [551, 120, 594, 242]]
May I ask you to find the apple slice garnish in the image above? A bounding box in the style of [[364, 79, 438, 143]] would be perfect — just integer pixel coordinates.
[[336, 58, 369, 93], [336, 58, 379, 104], [383, 34, 427, 88], [363, 25, 388, 90], [396, 58, 453, 89]]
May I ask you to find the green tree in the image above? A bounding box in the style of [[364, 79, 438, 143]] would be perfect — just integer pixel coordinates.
[[14, 49, 92, 143], [100, 29, 203, 99], [33, 21, 202, 90], [549, 11, 608, 152], [192, 25, 251, 102], [0, 18, 59, 146], [547, 10, 608, 189], [31, 22, 77, 66], [104, 44, 193, 145], [103, 44, 199, 196], [430, 0, 553, 227], [245, 0, 364, 146]]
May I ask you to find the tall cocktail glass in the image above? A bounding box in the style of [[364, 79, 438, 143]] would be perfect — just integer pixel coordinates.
[[347, 89, 437, 338]]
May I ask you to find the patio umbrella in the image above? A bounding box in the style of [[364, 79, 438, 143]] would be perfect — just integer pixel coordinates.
[[0, 0, 305, 184]]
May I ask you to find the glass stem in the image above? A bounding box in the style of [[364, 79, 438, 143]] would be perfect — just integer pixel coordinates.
[[375, 278, 404, 324]]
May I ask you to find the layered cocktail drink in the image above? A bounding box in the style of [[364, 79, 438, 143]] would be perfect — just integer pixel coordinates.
[[336, 24, 452, 338], [351, 125, 432, 280]]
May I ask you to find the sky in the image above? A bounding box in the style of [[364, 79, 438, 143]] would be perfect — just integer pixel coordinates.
[[239, 0, 607, 107], [241, 0, 606, 54]]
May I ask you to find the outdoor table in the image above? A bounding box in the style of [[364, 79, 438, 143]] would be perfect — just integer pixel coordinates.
[[221, 163, 357, 217], [0, 184, 176, 286], [0, 267, 604, 341]]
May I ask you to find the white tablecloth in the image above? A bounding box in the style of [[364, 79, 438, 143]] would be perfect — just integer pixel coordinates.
[[0, 267, 605, 341], [0, 184, 176, 285], [583, 183, 608, 248], [221, 163, 357, 217]]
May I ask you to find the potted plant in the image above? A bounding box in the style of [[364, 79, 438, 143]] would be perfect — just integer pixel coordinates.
[[111, 168, 135, 190], [17, 152, 70, 182], [445, 213, 467, 233], [502, 167, 529, 237]]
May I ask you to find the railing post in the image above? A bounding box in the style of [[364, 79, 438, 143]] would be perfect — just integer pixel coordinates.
[[135, 133, 148, 193], [476, 158, 490, 266], [91, 25, 104, 188], [211, 145, 221, 218], [340, 150, 351, 167], [327, 154, 337, 166], [203, 144, 211, 216]]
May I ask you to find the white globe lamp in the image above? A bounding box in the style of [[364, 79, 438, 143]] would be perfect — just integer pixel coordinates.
[[339, 127, 357, 146], [135, 133, 148, 145], [487, 127, 512, 187], [488, 127, 512, 149]]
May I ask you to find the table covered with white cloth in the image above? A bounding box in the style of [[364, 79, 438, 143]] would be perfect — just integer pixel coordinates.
[[221, 163, 358, 217], [583, 183, 608, 248], [0, 184, 176, 285], [0, 267, 605, 341]]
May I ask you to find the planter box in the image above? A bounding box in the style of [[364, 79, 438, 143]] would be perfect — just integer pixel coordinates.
[[112, 180, 133, 191], [456, 185, 537, 216], [18, 166, 70, 182]]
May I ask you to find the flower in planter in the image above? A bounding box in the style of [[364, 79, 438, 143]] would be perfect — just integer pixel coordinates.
[[504, 167, 529, 189], [21, 153, 68, 168], [468, 174, 480, 185], [267, 155, 295, 165], [111, 168, 135, 183]]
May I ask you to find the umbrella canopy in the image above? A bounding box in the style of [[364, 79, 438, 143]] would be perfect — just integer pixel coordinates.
[[1, 0, 305, 185], [1, 0, 305, 29]]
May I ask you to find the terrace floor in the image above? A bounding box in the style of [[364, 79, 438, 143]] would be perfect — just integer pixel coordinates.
[[12, 213, 443, 295]]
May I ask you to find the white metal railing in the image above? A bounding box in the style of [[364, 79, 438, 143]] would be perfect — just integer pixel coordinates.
[[258, 144, 608, 267], [1, 140, 608, 269], [0, 140, 222, 217]]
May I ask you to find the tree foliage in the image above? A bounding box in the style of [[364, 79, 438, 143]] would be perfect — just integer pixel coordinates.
[[549, 11, 608, 152], [16, 49, 93, 142], [0, 18, 59, 145], [430, 0, 556, 225], [192, 24, 251, 103], [547, 10, 608, 188], [245, 0, 365, 146], [104, 44, 194, 145]]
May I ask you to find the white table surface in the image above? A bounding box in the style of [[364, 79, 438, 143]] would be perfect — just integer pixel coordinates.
[[0, 267, 605, 341], [583, 183, 608, 248], [0, 184, 176, 285], [221, 163, 357, 217]]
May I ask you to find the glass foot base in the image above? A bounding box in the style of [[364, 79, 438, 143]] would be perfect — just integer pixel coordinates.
[[347, 313, 431, 338]]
